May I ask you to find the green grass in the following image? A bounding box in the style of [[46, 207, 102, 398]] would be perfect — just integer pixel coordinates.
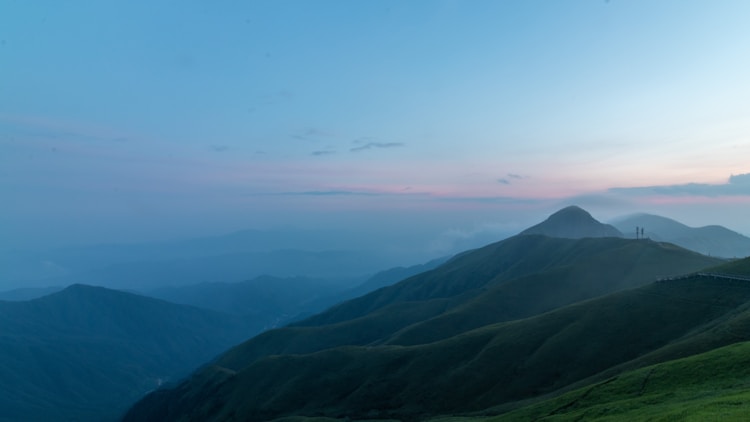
[[489, 340, 750, 421]]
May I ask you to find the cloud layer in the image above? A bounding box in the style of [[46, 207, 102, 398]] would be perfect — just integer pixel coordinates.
[[350, 142, 404, 152], [610, 173, 750, 197]]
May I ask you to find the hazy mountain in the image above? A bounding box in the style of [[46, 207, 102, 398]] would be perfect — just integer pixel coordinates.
[[1, 228, 383, 281], [142, 257, 447, 326], [123, 222, 722, 421], [10, 249, 393, 291], [0, 285, 258, 422], [146, 275, 352, 326], [0, 285, 63, 301], [1, 226, 430, 291], [519, 205, 623, 238], [613, 213, 750, 258], [336, 256, 449, 300], [283, 257, 450, 324]]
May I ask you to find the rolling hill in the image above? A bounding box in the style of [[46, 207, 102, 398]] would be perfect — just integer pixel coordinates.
[[124, 267, 750, 421], [123, 208, 726, 421], [0, 285, 258, 422]]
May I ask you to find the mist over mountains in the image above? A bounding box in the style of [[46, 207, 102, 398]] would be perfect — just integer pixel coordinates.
[[613, 213, 750, 258], [3, 206, 750, 421], [122, 207, 739, 421]]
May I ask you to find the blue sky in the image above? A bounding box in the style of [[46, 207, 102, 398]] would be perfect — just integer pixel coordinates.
[[2, 0, 749, 252]]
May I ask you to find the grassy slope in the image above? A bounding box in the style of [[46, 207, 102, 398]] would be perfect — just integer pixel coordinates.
[[491, 340, 750, 421], [386, 239, 719, 346], [218, 237, 720, 370], [454, 256, 750, 421], [124, 275, 750, 422]]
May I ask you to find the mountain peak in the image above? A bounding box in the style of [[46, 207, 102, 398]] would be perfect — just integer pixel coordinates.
[[550, 205, 591, 218], [520, 206, 623, 239]]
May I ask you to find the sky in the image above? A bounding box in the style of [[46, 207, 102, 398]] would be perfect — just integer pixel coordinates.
[[1, 0, 750, 253]]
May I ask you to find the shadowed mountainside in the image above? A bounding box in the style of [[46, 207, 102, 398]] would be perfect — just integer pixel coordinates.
[[0, 285, 258, 422], [123, 230, 725, 421], [124, 267, 750, 421]]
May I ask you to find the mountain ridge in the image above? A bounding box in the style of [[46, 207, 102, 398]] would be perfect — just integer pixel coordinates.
[[613, 213, 750, 258]]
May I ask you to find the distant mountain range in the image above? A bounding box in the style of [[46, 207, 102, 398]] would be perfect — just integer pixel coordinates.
[[0, 226, 431, 291], [144, 257, 447, 326], [3, 249, 396, 292], [123, 206, 728, 421], [0, 285, 258, 422], [613, 213, 750, 258], [517, 206, 750, 258]]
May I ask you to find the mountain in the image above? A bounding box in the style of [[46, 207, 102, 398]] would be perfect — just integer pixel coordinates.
[[0, 285, 62, 301], [123, 228, 722, 421], [1, 227, 436, 291], [146, 275, 350, 317], [15, 249, 392, 291], [519, 205, 623, 239], [0, 285, 258, 422], [499, 340, 750, 421], [285, 257, 450, 323], [613, 213, 750, 258], [124, 262, 750, 421], [144, 258, 448, 327]]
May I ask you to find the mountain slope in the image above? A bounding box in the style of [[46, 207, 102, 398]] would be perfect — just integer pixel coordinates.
[[519, 205, 623, 239], [496, 340, 750, 421], [202, 236, 719, 372], [129, 236, 728, 420], [123, 273, 750, 421], [0, 285, 257, 422], [383, 238, 720, 346], [613, 213, 750, 258]]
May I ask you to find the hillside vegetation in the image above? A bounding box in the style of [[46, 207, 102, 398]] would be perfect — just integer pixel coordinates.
[[124, 235, 730, 421], [489, 339, 750, 421]]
